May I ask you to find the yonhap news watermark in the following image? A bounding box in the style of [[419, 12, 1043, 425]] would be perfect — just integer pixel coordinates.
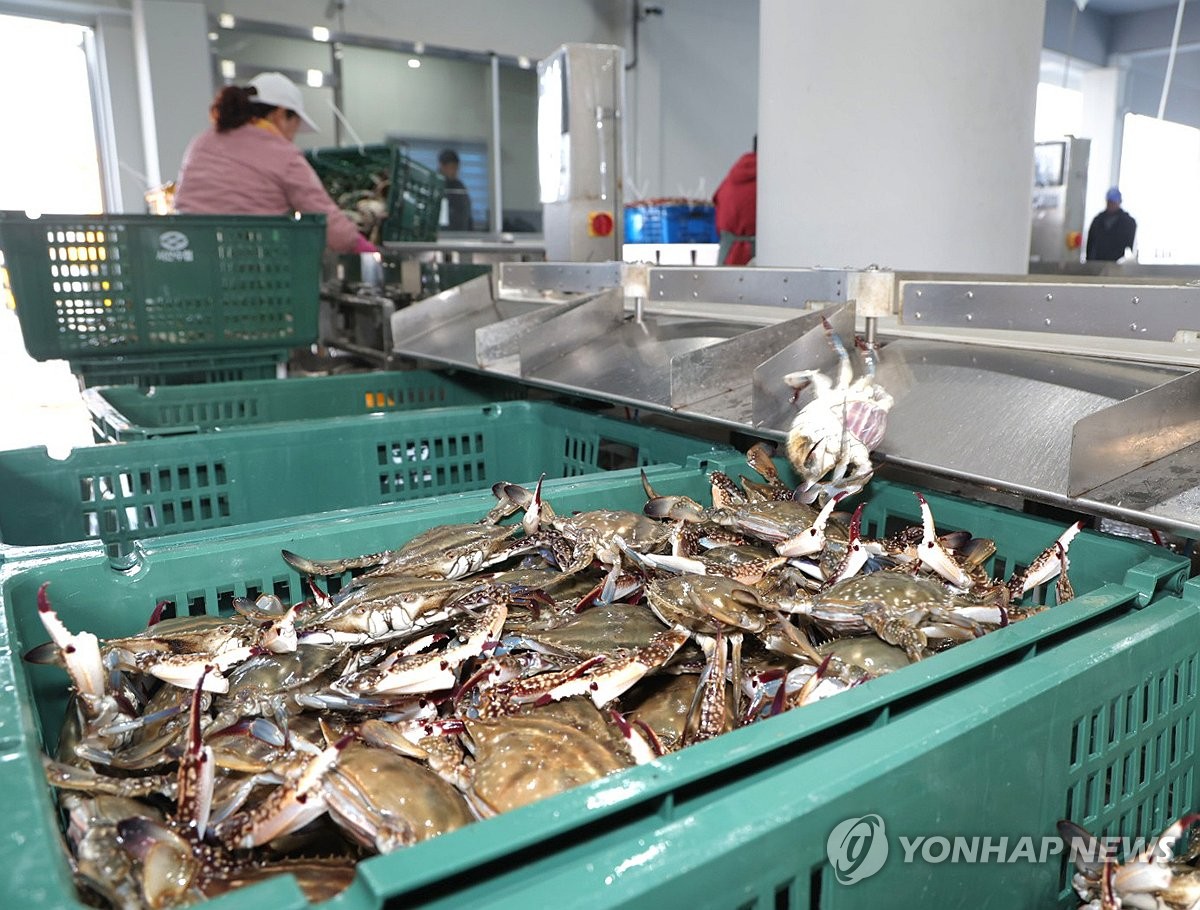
[[825, 814, 1175, 885]]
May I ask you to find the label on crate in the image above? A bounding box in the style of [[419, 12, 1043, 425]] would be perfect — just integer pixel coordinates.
[[156, 230, 195, 263]]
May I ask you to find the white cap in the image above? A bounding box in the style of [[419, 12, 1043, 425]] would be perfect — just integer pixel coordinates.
[[246, 72, 318, 133]]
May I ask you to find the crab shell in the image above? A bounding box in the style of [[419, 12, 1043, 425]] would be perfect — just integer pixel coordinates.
[[785, 391, 890, 484]]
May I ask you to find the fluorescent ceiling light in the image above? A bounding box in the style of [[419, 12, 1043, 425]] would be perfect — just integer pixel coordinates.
[[312, 26, 330, 42], [218, 13, 235, 29], [307, 69, 324, 87], [518, 56, 531, 69], [407, 58, 421, 69], [220, 59, 236, 79]]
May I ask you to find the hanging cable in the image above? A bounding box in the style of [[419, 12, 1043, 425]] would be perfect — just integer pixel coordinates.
[[1158, 0, 1188, 119], [327, 100, 365, 153]]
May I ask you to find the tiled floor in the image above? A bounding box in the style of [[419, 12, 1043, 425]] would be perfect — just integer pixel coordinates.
[[0, 304, 93, 455]]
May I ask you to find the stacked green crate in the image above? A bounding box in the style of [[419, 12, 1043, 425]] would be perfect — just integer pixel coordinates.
[[84, 370, 526, 441], [0, 212, 325, 387], [0, 401, 724, 557]]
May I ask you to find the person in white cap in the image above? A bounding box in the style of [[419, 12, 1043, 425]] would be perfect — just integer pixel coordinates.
[[175, 72, 376, 254]]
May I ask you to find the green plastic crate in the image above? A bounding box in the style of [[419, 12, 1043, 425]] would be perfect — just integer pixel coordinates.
[[0, 212, 325, 360], [304, 145, 394, 207], [305, 145, 444, 243], [0, 401, 720, 557], [0, 469, 1188, 909], [84, 370, 527, 441], [450, 580, 1200, 910], [382, 154, 444, 242], [71, 348, 287, 391]]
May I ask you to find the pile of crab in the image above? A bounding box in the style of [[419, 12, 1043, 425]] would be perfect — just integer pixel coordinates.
[[30, 444, 1082, 909], [1060, 814, 1200, 909]]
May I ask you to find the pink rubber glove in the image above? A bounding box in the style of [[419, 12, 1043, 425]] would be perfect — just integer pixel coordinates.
[[353, 235, 379, 254]]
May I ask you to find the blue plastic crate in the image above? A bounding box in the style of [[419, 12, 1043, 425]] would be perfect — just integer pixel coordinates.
[[624, 203, 718, 244]]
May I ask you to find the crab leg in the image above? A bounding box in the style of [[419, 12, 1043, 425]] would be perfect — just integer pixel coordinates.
[[213, 736, 350, 849], [336, 599, 508, 695], [1005, 522, 1083, 604], [109, 648, 242, 693], [684, 631, 729, 745], [863, 604, 928, 663], [43, 756, 176, 799], [490, 628, 690, 711]]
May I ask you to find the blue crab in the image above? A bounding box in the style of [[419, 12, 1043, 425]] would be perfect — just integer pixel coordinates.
[[783, 319, 893, 495]]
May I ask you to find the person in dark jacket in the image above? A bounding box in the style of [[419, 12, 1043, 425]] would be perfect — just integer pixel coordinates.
[[438, 149, 473, 231], [713, 136, 757, 265], [1085, 187, 1137, 262]]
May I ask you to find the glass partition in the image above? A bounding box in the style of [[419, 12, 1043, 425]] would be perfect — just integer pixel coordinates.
[[499, 66, 539, 232]]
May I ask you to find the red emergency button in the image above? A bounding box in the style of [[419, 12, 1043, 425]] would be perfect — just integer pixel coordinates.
[[1066, 231, 1082, 250], [589, 211, 614, 237]]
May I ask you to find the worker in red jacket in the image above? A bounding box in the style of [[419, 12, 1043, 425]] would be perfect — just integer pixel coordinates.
[[713, 136, 757, 265]]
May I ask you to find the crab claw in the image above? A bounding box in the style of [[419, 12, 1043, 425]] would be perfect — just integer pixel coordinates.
[[643, 493, 707, 522], [121, 651, 237, 693], [259, 603, 300, 654], [640, 469, 660, 501], [793, 653, 833, 708], [177, 669, 215, 842], [607, 709, 661, 764], [235, 595, 300, 653], [36, 583, 105, 701], [822, 504, 870, 586], [1007, 521, 1083, 604], [914, 493, 972, 589], [306, 577, 333, 610], [776, 492, 847, 558], [523, 474, 548, 535]]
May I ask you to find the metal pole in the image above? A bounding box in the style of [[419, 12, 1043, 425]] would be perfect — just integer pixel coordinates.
[[490, 53, 503, 235], [331, 41, 344, 147]]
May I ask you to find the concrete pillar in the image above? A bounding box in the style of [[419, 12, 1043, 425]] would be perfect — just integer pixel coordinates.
[[94, 14, 147, 212], [757, 0, 1043, 274], [1080, 67, 1124, 232], [131, 0, 211, 188]]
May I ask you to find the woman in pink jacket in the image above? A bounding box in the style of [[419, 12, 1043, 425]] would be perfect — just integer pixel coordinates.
[[174, 72, 376, 254]]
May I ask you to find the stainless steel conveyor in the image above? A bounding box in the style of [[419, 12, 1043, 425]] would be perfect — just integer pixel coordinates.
[[383, 262, 1200, 539]]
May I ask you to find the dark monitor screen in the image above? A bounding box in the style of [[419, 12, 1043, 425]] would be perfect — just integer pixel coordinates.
[[1034, 142, 1066, 188]]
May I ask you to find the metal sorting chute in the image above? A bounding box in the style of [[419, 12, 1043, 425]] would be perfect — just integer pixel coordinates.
[[389, 262, 1200, 537]]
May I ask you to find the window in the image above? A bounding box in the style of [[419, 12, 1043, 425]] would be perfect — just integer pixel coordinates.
[[1119, 113, 1200, 264], [1034, 83, 1083, 143], [0, 14, 103, 213]]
